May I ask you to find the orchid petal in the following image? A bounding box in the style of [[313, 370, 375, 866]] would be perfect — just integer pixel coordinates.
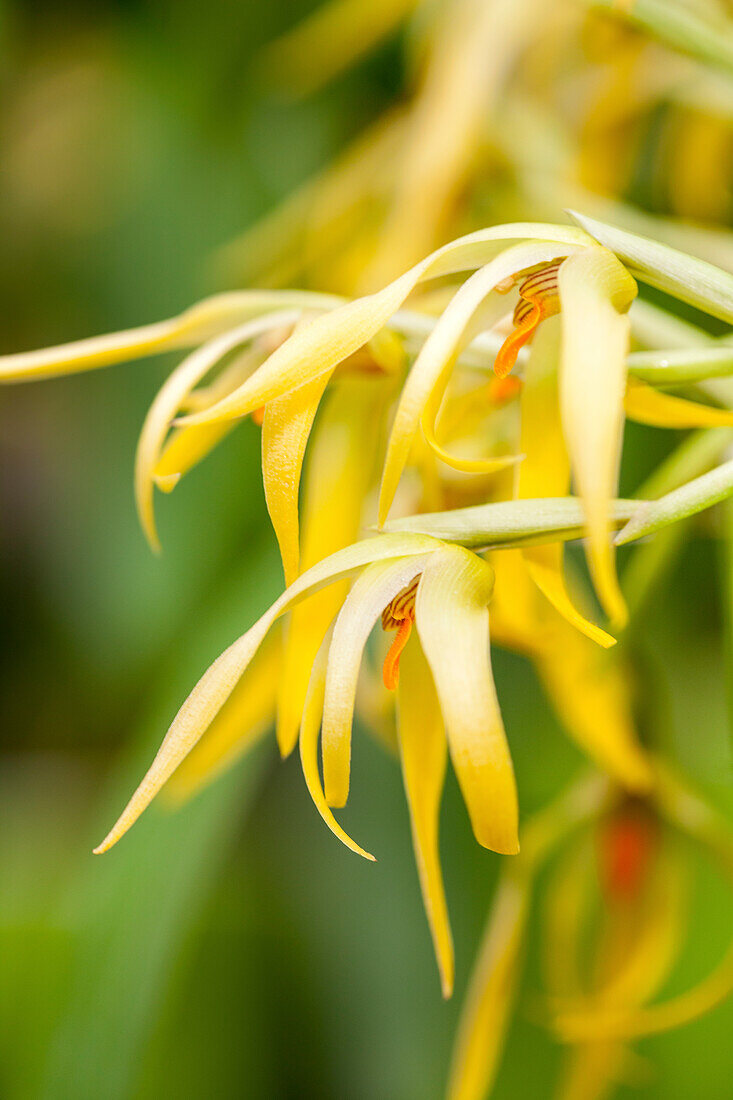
[[624, 377, 733, 428], [263, 372, 331, 586], [152, 343, 267, 490], [519, 318, 615, 647], [298, 628, 375, 861], [396, 633, 453, 998], [378, 241, 582, 523], [559, 246, 637, 625], [420, 374, 521, 474], [537, 634, 652, 792], [93, 531, 441, 853], [0, 291, 324, 382], [322, 555, 429, 808], [276, 378, 387, 755], [415, 547, 518, 854], [135, 314, 294, 551]]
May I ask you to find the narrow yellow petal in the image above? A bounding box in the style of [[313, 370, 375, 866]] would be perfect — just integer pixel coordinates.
[[0, 291, 303, 382], [165, 630, 280, 803], [275, 377, 387, 755], [519, 318, 615, 648], [135, 315, 290, 551], [447, 873, 530, 1100], [262, 371, 331, 586], [379, 241, 582, 524], [396, 633, 453, 998], [525, 547, 616, 649], [420, 374, 522, 474], [624, 377, 733, 428], [536, 629, 652, 792], [415, 547, 518, 854], [321, 556, 429, 808], [517, 316, 568, 498], [93, 531, 441, 853], [153, 343, 266, 490], [299, 629, 375, 861], [559, 246, 637, 625]]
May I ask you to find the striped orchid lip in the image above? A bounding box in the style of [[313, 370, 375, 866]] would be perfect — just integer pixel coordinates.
[[493, 258, 565, 379], [381, 574, 420, 690]]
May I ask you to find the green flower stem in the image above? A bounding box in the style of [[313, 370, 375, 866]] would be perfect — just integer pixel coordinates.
[[617, 458, 733, 546]]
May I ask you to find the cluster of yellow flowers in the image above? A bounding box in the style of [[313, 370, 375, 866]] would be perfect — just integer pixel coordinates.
[[4, 0, 733, 1097]]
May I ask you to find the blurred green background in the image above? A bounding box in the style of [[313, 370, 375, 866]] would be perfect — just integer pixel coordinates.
[[1, 2, 732, 1098]]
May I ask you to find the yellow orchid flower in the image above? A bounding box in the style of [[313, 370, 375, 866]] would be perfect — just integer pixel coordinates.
[[7, 217, 731, 633], [448, 765, 733, 1100], [92, 530, 525, 997]]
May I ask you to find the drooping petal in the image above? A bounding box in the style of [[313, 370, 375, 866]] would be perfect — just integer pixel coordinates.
[[135, 313, 295, 551], [276, 377, 388, 755], [536, 630, 652, 792], [415, 547, 518, 854], [525, 549, 616, 649], [174, 225, 590, 430], [93, 531, 441, 853], [298, 627, 375, 861], [559, 245, 637, 625], [378, 241, 583, 524], [624, 377, 733, 428], [152, 343, 267, 490], [396, 632, 453, 998], [447, 873, 530, 1100], [165, 630, 281, 803], [0, 291, 319, 382], [420, 371, 522, 475], [519, 318, 615, 648], [321, 555, 430, 808], [262, 371, 332, 585]]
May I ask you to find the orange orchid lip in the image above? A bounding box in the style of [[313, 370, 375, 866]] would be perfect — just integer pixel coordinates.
[[381, 575, 420, 689], [494, 260, 564, 379]]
